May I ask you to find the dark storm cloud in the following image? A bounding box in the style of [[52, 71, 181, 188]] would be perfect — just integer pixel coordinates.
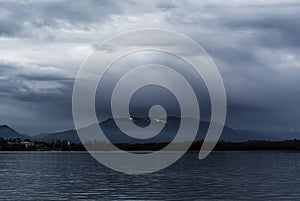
[[0, 0, 300, 135], [0, 63, 73, 109], [0, 62, 74, 134], [0, 0, 124, 37], [161, 1, 300, 132], [0, 20, 21, 36], [156, 1, 177, 11], [17, 72, 73, 82], [222, 6, 300, 48]]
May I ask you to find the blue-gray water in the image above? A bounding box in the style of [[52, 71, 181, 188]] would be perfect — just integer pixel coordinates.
[[0, 152, 299, 200]]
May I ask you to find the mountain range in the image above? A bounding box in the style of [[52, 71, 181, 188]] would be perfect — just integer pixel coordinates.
[[0, 117, 297, 143], [0, 125, 28, 139]]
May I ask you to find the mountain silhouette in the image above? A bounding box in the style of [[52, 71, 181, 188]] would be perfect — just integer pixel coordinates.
[[33, 129, 79, 143], [0, 125, 28, 139], [1, 118, 284, 143], [29, 117, 280, 143]]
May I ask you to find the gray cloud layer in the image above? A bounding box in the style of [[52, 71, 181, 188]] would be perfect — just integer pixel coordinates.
[[0, 0, 300, 134]]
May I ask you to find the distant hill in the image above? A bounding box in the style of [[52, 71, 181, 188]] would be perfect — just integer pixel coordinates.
[[33, 132, 51, 139], [197, 121, 280, 142], [97, 117, 280, 143], [248, 129, 299, 141], [1, 118, 284, 143], [34, 117, 279, 143], [0, 125, 28, 140], [33, 129, 80, 143]]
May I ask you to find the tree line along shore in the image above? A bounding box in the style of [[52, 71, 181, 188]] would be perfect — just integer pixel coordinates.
[[0, 138, 299, 151]]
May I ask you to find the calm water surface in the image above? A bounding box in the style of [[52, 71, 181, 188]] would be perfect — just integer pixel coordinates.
[[0, 152, 299, 200]]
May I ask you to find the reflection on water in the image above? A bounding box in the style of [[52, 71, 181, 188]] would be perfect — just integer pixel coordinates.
[[0, 152, 299, 200]]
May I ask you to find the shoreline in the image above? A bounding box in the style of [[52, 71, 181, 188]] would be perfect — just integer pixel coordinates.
[[1, 139, 299, 152], [0, 150, 299, 153]]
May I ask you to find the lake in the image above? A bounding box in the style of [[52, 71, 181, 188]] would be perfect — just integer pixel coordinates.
[[0, 152, 299, 200]]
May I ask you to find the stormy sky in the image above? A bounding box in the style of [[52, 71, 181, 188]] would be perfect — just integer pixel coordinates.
[[0, 0, 300, 135]]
